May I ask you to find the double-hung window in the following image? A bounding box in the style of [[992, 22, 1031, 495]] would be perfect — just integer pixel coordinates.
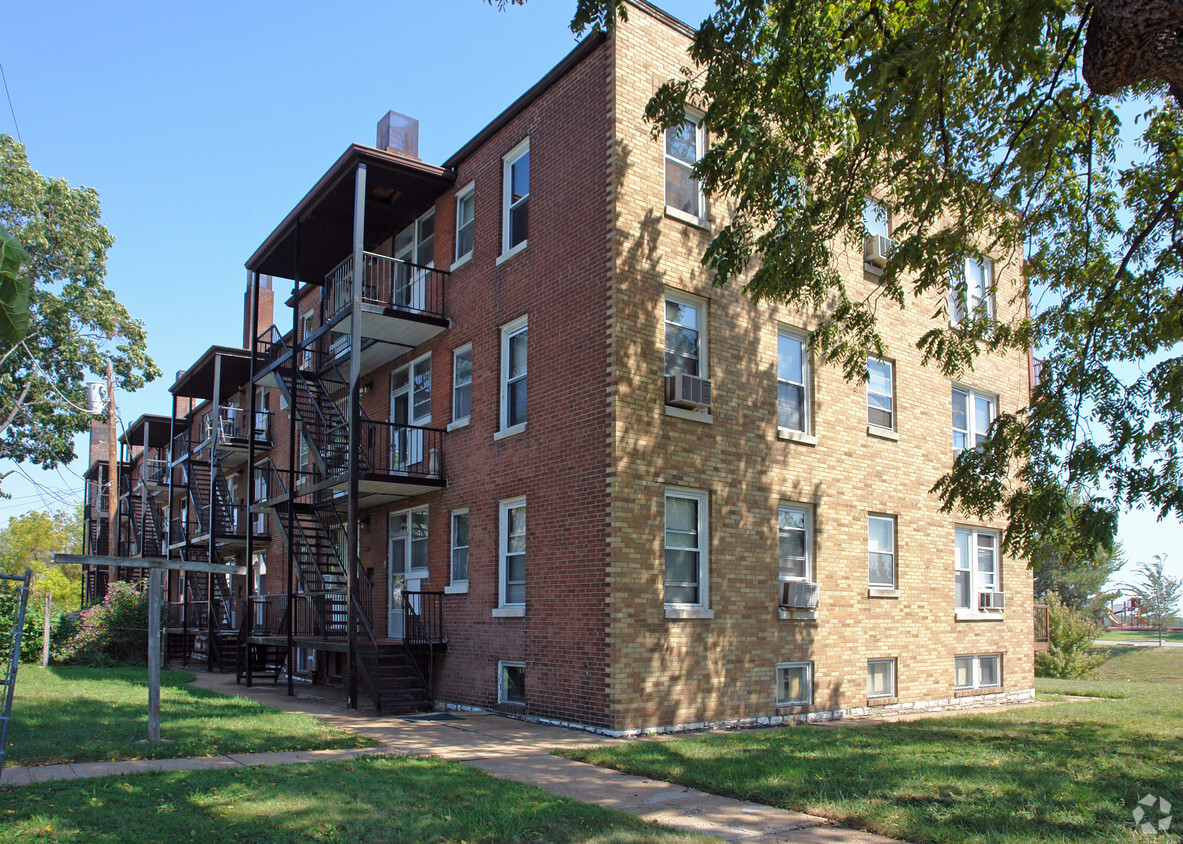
[[867, 658, 896, 698], [498, 317, 527, 435], [664, 489, 708, 608], [868, 515, 896, 588], [952, 386, 996, 449], [776, 662, 812, 706], [501, 139, 529, 258], [778, 504, 811, 581], [665, 114, 705, 222], [777, 330, 810, 434], [498, 497, 526, 610], [664, 293, 703, 378], [452, 344, 472, 426], [950, 255, 994, 323], [450, 509, 469, 588], [954, 526, 1000, 611], [454, 183, 475, 266], [955, 654, 1001, 690], [867, 358, 894, 430]]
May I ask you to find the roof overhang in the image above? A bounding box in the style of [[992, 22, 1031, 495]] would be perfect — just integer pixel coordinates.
[[246, 144, 455, 285], [170, 346, 255, 402], [118, 414, 180, 449]]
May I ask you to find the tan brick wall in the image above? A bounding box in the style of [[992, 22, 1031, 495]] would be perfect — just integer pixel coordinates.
[[605, 4, 1034, 732]]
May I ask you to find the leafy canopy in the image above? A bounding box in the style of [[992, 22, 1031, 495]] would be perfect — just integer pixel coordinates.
[[563, 0, 1183, 562], [0, 135, 159, 495], [0, 507, 83, 610]]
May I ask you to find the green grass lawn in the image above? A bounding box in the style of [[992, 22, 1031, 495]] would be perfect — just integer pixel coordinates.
[[0, 756, 709, 843], [1094, 629, 1183, 643], [558, 651, 1183, 844], [5, 665, 370, 766], [1092, 644, 1183, 684]]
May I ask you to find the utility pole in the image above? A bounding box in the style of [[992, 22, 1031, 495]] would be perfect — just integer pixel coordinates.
[[106, 359, 118, 584]]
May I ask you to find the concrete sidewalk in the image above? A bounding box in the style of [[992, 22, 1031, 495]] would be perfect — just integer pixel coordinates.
[[3, 670, 901, 843]]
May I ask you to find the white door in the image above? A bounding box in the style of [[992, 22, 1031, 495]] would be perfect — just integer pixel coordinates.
[[387, 509, 428, 638], [394, 210, 434, 313], [389, 355, 431, 471]]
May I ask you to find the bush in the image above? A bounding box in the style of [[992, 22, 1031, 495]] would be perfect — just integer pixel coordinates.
[[1035, 593, 1106, 678], [62, 581, 161, 666], [0, 586, 78, 663]]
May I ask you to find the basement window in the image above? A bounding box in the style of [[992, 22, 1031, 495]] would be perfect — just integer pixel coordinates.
[[499, 661, 525, 705]]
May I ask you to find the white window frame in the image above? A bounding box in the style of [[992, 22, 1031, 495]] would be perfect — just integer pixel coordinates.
[[777, 328, 811, 436], [776, 661, 813, 706], [955, 526, 1001, 612], [663, 487, 710, 612], [664, 112, 706, 225], [867, 514, 896, 589], [389, 505, 430, 579], [497, 316, 528, 438], [950, 255, 995, 324], [867, 658, 897, 699], [453, 181, 475, 269], [450, 343, 472, 429], [299, 311, 315, 370], [496, 496, 526, 613], [952, 385, 996, 450], [663, 290, 706, 380], [446, 508, 469, 593], [777, 503, 812, 582], [500, 138, 530, 261], [954, 654, 1002, 690], [498, 660, 526, 705], [867, 358, 895, 431]]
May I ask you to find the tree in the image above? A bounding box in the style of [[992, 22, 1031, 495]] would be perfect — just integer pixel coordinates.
[[1121, 554, 1183, 645], [553, 0, 1183, 562], [0, 507, 84, 610], [0, 135, 159, 496], [1030, 491, 1123, 620]]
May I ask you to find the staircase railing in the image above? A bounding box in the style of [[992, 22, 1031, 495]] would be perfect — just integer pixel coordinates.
[[402, 591, 443, 701]]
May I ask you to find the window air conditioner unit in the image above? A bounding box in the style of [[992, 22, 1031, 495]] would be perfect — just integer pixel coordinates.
[[978, 591, 1005, 611], [864, 235, 894, 268], [780, 580, 820, 610], [665, 373, 712, 410]]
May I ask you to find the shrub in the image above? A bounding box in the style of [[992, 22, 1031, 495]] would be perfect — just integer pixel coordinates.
[[62, 581, 161, 666], [0, 587, 78, 663], [1035, 593, 1106, 678]]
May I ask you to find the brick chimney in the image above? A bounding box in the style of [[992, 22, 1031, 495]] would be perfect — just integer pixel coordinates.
[[244, 273, 275, 348], [87, 419, 110, 470]]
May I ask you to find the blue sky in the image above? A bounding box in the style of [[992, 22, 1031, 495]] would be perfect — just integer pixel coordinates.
[[2, 0, 1179, 586]]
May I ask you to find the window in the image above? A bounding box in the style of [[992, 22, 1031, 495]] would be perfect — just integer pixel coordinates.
[[664, 293, 704, 378], [868, 515, 896, 588], [867, 358, 894, 430], [501, 139, 529, 256], [955, 654, 1001, 690], [776, 662, 812, 706], [950, 255, 994, 323], [499, 317, 527, 434], [867, 658, 896, 698], [665, 114, 704, 221], [955, 527, 1000, 611], [452, 344, 472, 424], [499, 661, 526, 704], [664, 489, 708, 607], [778, 504, 811, 581], [454, 183, 475, 264], [864, 199, 890, 241], [450, 510, 469, 586], [952, 387, 996, 449], [390, 507, 429, 576], [499, 497, 526, 608], [777, 330, 810, 433], [299, 312, 315, 370]]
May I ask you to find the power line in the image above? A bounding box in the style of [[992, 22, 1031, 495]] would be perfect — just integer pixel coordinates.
[[0, 56, 21, 144]]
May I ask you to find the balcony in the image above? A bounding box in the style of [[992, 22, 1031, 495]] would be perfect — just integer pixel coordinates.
[[212, 406, 273, 468]]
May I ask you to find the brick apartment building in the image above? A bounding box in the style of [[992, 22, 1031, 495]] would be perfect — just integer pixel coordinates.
[[82, 0, 1036, 734]]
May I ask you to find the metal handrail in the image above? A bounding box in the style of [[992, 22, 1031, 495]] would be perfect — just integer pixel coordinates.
[[324, 252, 447, 322]]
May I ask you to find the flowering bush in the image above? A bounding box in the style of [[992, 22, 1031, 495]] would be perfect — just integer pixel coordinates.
[[62, 581, 161, 666]]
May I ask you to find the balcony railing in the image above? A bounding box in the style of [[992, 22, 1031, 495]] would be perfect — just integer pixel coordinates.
[[215, 406, 272, 445], [325, 252, 446, 323], [360, 420, 445, 481], [143, 459, 169, 485]]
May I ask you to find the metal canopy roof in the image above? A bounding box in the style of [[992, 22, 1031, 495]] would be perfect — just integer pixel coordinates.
[[245, 144, 455, 285], [170, 345, 255, 402]]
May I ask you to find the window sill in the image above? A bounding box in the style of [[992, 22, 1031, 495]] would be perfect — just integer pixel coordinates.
[[492, 606, 525, 618], [664, 205, 711, 231], [778, 608, 818, 621], [867, 425, 899, 441], [868, 587, 900, 599], [664, 405, 713, 424], [496, 240, 528, 266], [443, 583, 468, 595], [955, 610, 1005, 622], [954, 687, 1001, 697], [776, 701, 812, 711], [867, 695, 899, 706], [778, 428, 818, 446], [864, 260, 885, 277], [446, 417, 470, 432], [493, 423, 526, 442], [665, 606, 714, 620], [450, 253, 473, 273]]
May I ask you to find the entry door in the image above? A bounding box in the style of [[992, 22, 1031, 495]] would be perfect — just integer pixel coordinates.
[[390, 355, 431, 470], [394, 210, 434, 312], [387, 509, 427, 637]]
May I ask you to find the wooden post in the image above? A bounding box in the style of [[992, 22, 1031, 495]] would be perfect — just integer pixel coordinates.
[[41, 594, 50, 668], [147, 567, 162, 741]]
